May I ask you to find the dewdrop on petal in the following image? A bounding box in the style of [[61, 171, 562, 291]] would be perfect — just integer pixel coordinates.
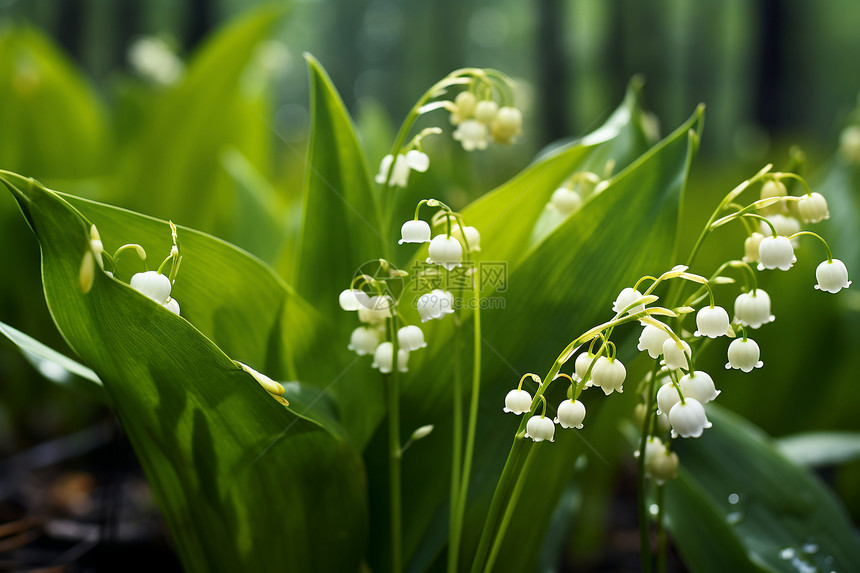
[[371, 342, 408, 374], [399, 220, 432, 245], [591, 356, 626, 395], [726, 338, 763, 372], [348, 326, 381, 355], [668, 398, 711, 438], [758, 235, 796, 271], [503, 389, 532, 415], [733, 289, 775, 328], [815, 259, 851, 293], [427, 235, 463, 270], [662, 338, 692, 371], [130, 271, 172, 304], [638, 324, 671, 359], [679, 371, 719, 404], [797, 192, 830, 224], [695, 306, 730, 338], [397, 325, 427, 351], [554, 399, 586, 429], [525, 415, 555, 442]]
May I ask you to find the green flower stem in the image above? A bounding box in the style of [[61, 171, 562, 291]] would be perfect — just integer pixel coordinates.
[[483, 446, 538, 573], [449, 270, 483, 571], [387, 315, 403, 573], [636, 363, 661, 573], [447, 318, 464, 573], [789, 231, 833, 261]]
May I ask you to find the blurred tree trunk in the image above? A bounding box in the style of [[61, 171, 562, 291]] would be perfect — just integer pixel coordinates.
[[754, 0, 785, 131], [537, 0, 569, 142]]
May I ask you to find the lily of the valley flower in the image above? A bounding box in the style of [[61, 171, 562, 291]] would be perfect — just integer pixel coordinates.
[[474, 100, 499, 123], [637, 324, 671, 359], [656, 382, 681, 416], [375, 150, 430, 188], [399, 219, 432, 245], [449, 91, 477, 125], [450, 225, 481, 252], [733, 289, 775, 328], [348, 326, 381, 356], [695, 306, 730, 338], [131, 271, 172, 304], [339, 288, 370, 311], [452, 119, 489, 151], [668, 398, 712, 438], [490, 106, 523, 145], [678, 371, 720, 403], [548, 187, 582, 216], [554, 399, 586, 429], [743, 232, 765, 263], [427, 235, 463, 270], [372, 342, 409, 374], [612, 287, 646, 315], [643, 438, 679, 484], [797, 192, 830, 223], [525, 415, 555, 442], [397, 325, 427, 351], [758, 235, 796, 271], [662, 338, 692, 371], [591, 356, 626, 395], [725, 338, 763, 372], [503, 389, 532, 415], [416, 289, 455, 322], [815, 259, 851, 293]]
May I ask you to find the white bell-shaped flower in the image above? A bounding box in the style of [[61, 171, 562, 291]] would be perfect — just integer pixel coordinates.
[[695, 306, 730, 338], [743, 232, 765, 263], [797, 192, 830, 223], [416, 289, 455, 322], [669, 398, 712, 438], [490, 106, 523, 145], [662, 338, 692, 371], [371, 342, 409, 374], [725, 338, 763, 372], [656, 382, 681, 416], [591, 356, 626, 396], [339, 288, 369, 311], [397, 325, 427, 351], [815, 259, 851, 293], [637, 324, 671, 359], [453, 119, 489, 151], [163, 297, 181, 316], [574, 351, 596, 384], [761, 214, 800, 239], [758, 235, 796, 271], [525, 415, 555, 442], [840, 124, 860, 164], [358, 295, 392, 325], [554, 399, 586, 429], [449, 91, 477, 125], [678, 371, 719, 404], [130, 271, 172, 304], [733, 289, 774, 329], [647, 443, 679, 485], [612, 287, 646, 315], [451, 225, 481, 252], [399, 220, 432, 245], [503, 389, 532, 415], [406, 149, 430, 173], [758, 179, 787, 215], [474, 100, 499, 123], [348, 326, 381, 355], [548, 187, 582, 216], [427, 235, 463, 270]]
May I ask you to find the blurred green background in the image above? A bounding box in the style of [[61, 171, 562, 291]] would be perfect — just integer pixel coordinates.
[[1, 0, 859, 569]]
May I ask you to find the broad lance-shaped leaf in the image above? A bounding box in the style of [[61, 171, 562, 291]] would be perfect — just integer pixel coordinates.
[[364, 91, 699, 569], [668, 405, 860, 573], [2, 177, 368, 572], [0, 319, 107, 403], [294, 55, 383, 313]]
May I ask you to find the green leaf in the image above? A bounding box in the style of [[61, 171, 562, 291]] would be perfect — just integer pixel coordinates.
[[2, 176, 368, 571], [669, 405, 860, 573], [777, 432, 860, 467], [0, 24, 107, 179], [367, 88, 701, 570], [114, 6, 284, 232], [294, 54, 383, 313], [0, 319, 107, 403]]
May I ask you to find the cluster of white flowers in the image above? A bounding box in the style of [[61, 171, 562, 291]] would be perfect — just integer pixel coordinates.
[[340, 200, 481, 374], [502, 172, 850, 488], [448, 90, 523, 151]]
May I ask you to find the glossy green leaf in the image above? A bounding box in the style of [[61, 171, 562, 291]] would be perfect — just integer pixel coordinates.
[[669, 405, 860, 573], [114, 6, 283, 232], [0, 319, 107, 403], [0, 24, 107, 179], [367, 89, 700, 570], [2, 175, 367, 571], [777, 432, 860, 467]]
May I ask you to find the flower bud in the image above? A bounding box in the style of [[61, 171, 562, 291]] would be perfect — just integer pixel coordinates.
[[490, 106, 523, 145], [450, 91, 477, 125], [758, 180, 787, 215], [548, 187, 582, 216]]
